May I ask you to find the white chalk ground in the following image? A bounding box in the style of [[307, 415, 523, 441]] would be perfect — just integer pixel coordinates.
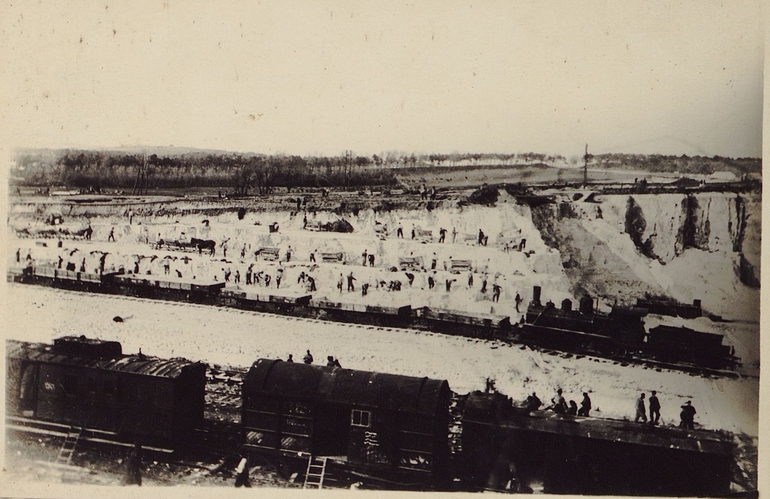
[[5, 284, 758, 438]]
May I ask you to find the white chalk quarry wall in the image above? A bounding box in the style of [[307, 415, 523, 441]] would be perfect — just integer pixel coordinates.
[[13, 199, 574, 318], [12, 189, 760, 321], [599, 192, 760, 267], [557, 192, 760, 321]]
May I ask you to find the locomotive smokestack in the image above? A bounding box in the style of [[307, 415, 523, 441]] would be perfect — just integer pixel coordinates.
[[579, 295, 593, 315], [532, 286, 541, 307]]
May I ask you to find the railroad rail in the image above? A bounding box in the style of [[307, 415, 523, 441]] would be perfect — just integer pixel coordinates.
[[6, 416, 175, 454], [7, 273, 752, 379]]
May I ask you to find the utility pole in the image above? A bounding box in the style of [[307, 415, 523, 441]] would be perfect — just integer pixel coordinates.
[[132, 154, 145, 196], [345, 150, 352, 191], [141, 154, 148, 195], [583, 144, 589, 189]]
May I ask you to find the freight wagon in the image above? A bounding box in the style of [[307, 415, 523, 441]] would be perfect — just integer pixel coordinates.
[[5, 339, 739, 495], [6, 336, 206, 448], [241, 359, 451, 487]]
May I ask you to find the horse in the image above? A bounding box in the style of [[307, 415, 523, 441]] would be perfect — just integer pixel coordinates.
[[191, 238, 216, 256]]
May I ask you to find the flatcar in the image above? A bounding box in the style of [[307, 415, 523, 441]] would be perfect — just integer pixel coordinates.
[[8, 267, 739, 373], [460, 391, 734, 496], [416, 306, 510, 339], [6, 336, 207, 448], [108, 273, 225, 304]]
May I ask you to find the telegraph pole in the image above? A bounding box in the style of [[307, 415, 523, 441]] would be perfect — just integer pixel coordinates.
[[345, 150, 352, 191], [132, 154, 147, 196]]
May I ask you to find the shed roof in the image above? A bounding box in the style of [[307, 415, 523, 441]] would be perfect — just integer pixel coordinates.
[[244, 359, 450, 416]]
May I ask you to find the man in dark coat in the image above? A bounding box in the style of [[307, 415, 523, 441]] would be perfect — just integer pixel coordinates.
[[492, 283, 502, 302], [578, 392, 592, 416], [635, 393, 647, 423], [525, 392, 542, 411], [303, 350, 314, 364], [649, 390, 661, 425], [124, 443, 142, 486], [680, 401, 696, 429], [234, 457, 251, 488]]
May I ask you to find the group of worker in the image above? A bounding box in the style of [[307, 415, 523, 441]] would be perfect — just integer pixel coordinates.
[[285, 350, 342, 368], [635, 391, 697, 429], [525, 388, 592, 416], [526, 388, 699, 430]]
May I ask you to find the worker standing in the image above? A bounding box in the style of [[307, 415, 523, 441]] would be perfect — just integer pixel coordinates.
[[234, 456, 251, 488], [492, 283, 502, 302], [649, 390, 661, 425], [578, 392, 592, 416], [123, 442, 142, 486], [680, 401, 697, 429], [303, 350, 314, 364], [635, 393, 648, 423]]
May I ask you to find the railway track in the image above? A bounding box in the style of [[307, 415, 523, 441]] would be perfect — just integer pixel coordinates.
[[6, 416, 175, 454], [8, 280, 754, 380]]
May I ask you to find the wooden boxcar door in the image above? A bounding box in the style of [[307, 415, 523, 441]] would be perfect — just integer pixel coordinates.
[[18, 363, 39, 417], [312, 403, 349, 457]]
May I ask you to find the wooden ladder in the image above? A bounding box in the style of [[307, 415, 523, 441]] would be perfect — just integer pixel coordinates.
[[303, 456, 328, 489], [56, 427, 82, 466]]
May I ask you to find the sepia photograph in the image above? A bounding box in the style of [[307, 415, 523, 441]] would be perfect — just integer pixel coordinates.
[[0, 0, 763, 497]]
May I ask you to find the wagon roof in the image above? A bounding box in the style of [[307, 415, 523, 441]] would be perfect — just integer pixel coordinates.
[[244, 359, 450, 416], [7, 339, 202, 378]]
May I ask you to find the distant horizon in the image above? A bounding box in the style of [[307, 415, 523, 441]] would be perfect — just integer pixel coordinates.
[[11, 144, 763, 162]]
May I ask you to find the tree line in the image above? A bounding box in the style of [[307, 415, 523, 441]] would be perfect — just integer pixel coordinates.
[[12, 151, 399, 193], [590, 153, 761, 176], [11, 149, 760, 193]]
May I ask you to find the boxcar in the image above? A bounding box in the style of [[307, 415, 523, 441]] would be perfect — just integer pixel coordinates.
[[242, 359, 451, 486], [6, 336, 207, 448]]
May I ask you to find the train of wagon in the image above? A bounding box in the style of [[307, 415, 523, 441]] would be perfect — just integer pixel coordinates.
[[6, 336, 737, 496], [8, 265, 740, 374]]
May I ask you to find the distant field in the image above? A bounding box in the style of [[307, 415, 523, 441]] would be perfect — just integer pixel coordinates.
[[395, 164, 709, 189]]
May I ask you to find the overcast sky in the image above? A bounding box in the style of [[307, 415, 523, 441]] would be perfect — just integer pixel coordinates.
[[0, 0, 763, 158]]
